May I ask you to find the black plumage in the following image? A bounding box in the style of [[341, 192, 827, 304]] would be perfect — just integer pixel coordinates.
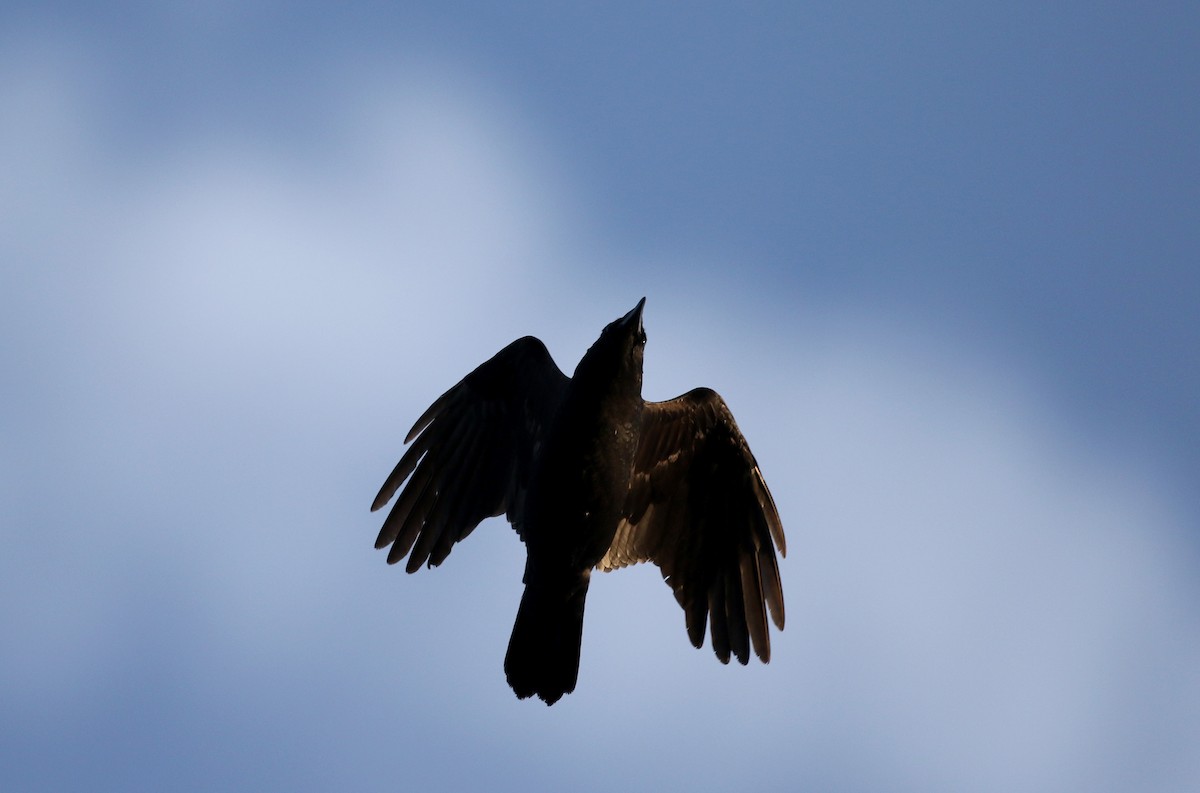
[[372, 298, 786, 704]]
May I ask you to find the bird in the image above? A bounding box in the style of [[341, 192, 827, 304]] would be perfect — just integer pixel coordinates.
[[371, 298, 786, 705]]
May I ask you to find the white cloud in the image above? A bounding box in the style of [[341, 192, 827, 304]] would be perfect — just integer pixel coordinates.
[[775, 323, 1200, 790]]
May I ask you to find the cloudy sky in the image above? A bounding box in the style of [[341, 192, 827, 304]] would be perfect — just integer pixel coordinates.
[[2, 3, 1198, 791]]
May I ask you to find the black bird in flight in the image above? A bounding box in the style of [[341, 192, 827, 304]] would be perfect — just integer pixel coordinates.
[[372, 298, 786, 704]]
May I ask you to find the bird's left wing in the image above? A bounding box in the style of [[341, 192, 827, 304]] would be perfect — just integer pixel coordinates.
[[372, 336, 569, 573], [599, 388, 786, 664]]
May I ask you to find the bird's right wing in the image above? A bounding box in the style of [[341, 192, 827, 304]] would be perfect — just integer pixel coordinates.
[[372, 336, 569, 573]]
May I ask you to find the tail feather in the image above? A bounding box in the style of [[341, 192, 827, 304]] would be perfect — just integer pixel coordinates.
[[504, 573, 590, 705]]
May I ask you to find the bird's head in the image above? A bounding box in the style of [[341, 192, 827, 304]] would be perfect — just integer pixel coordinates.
[[611, 296, 646, 343], [575, 297, 647, 392]]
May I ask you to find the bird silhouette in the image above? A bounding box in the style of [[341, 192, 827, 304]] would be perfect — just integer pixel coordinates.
[[372, 298, 786, 704]]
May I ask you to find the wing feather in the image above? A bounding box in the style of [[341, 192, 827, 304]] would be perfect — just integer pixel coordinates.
[[601, 387, 786, 665], [372, 336, 568, 571], [708, 575, 730, 664]]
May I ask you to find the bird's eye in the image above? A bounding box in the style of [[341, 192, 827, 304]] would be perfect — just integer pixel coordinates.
[[637, 331, 647, 346]]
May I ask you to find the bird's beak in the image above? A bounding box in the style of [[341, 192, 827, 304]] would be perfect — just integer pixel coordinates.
[[620, 297, 646, 333]]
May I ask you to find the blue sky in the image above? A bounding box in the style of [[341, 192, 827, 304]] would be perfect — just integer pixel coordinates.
[[2, 3, 1198, 791]]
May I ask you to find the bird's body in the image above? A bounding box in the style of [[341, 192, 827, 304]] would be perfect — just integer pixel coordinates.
[[372, 299, 785, 704], [504, 306, 645, 699]]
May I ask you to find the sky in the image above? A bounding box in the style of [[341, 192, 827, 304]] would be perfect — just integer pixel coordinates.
[[2, 3, 1198, 791]]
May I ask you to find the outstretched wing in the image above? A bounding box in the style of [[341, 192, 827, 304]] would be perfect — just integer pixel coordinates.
[[599, 388, 786, 664], [372, 336, 569, 573]]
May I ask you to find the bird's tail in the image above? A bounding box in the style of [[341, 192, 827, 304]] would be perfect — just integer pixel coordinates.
[[504, 569, 591, 705]]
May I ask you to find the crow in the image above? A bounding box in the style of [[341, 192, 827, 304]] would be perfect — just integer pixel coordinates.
[[371, 298, 786, 704]]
